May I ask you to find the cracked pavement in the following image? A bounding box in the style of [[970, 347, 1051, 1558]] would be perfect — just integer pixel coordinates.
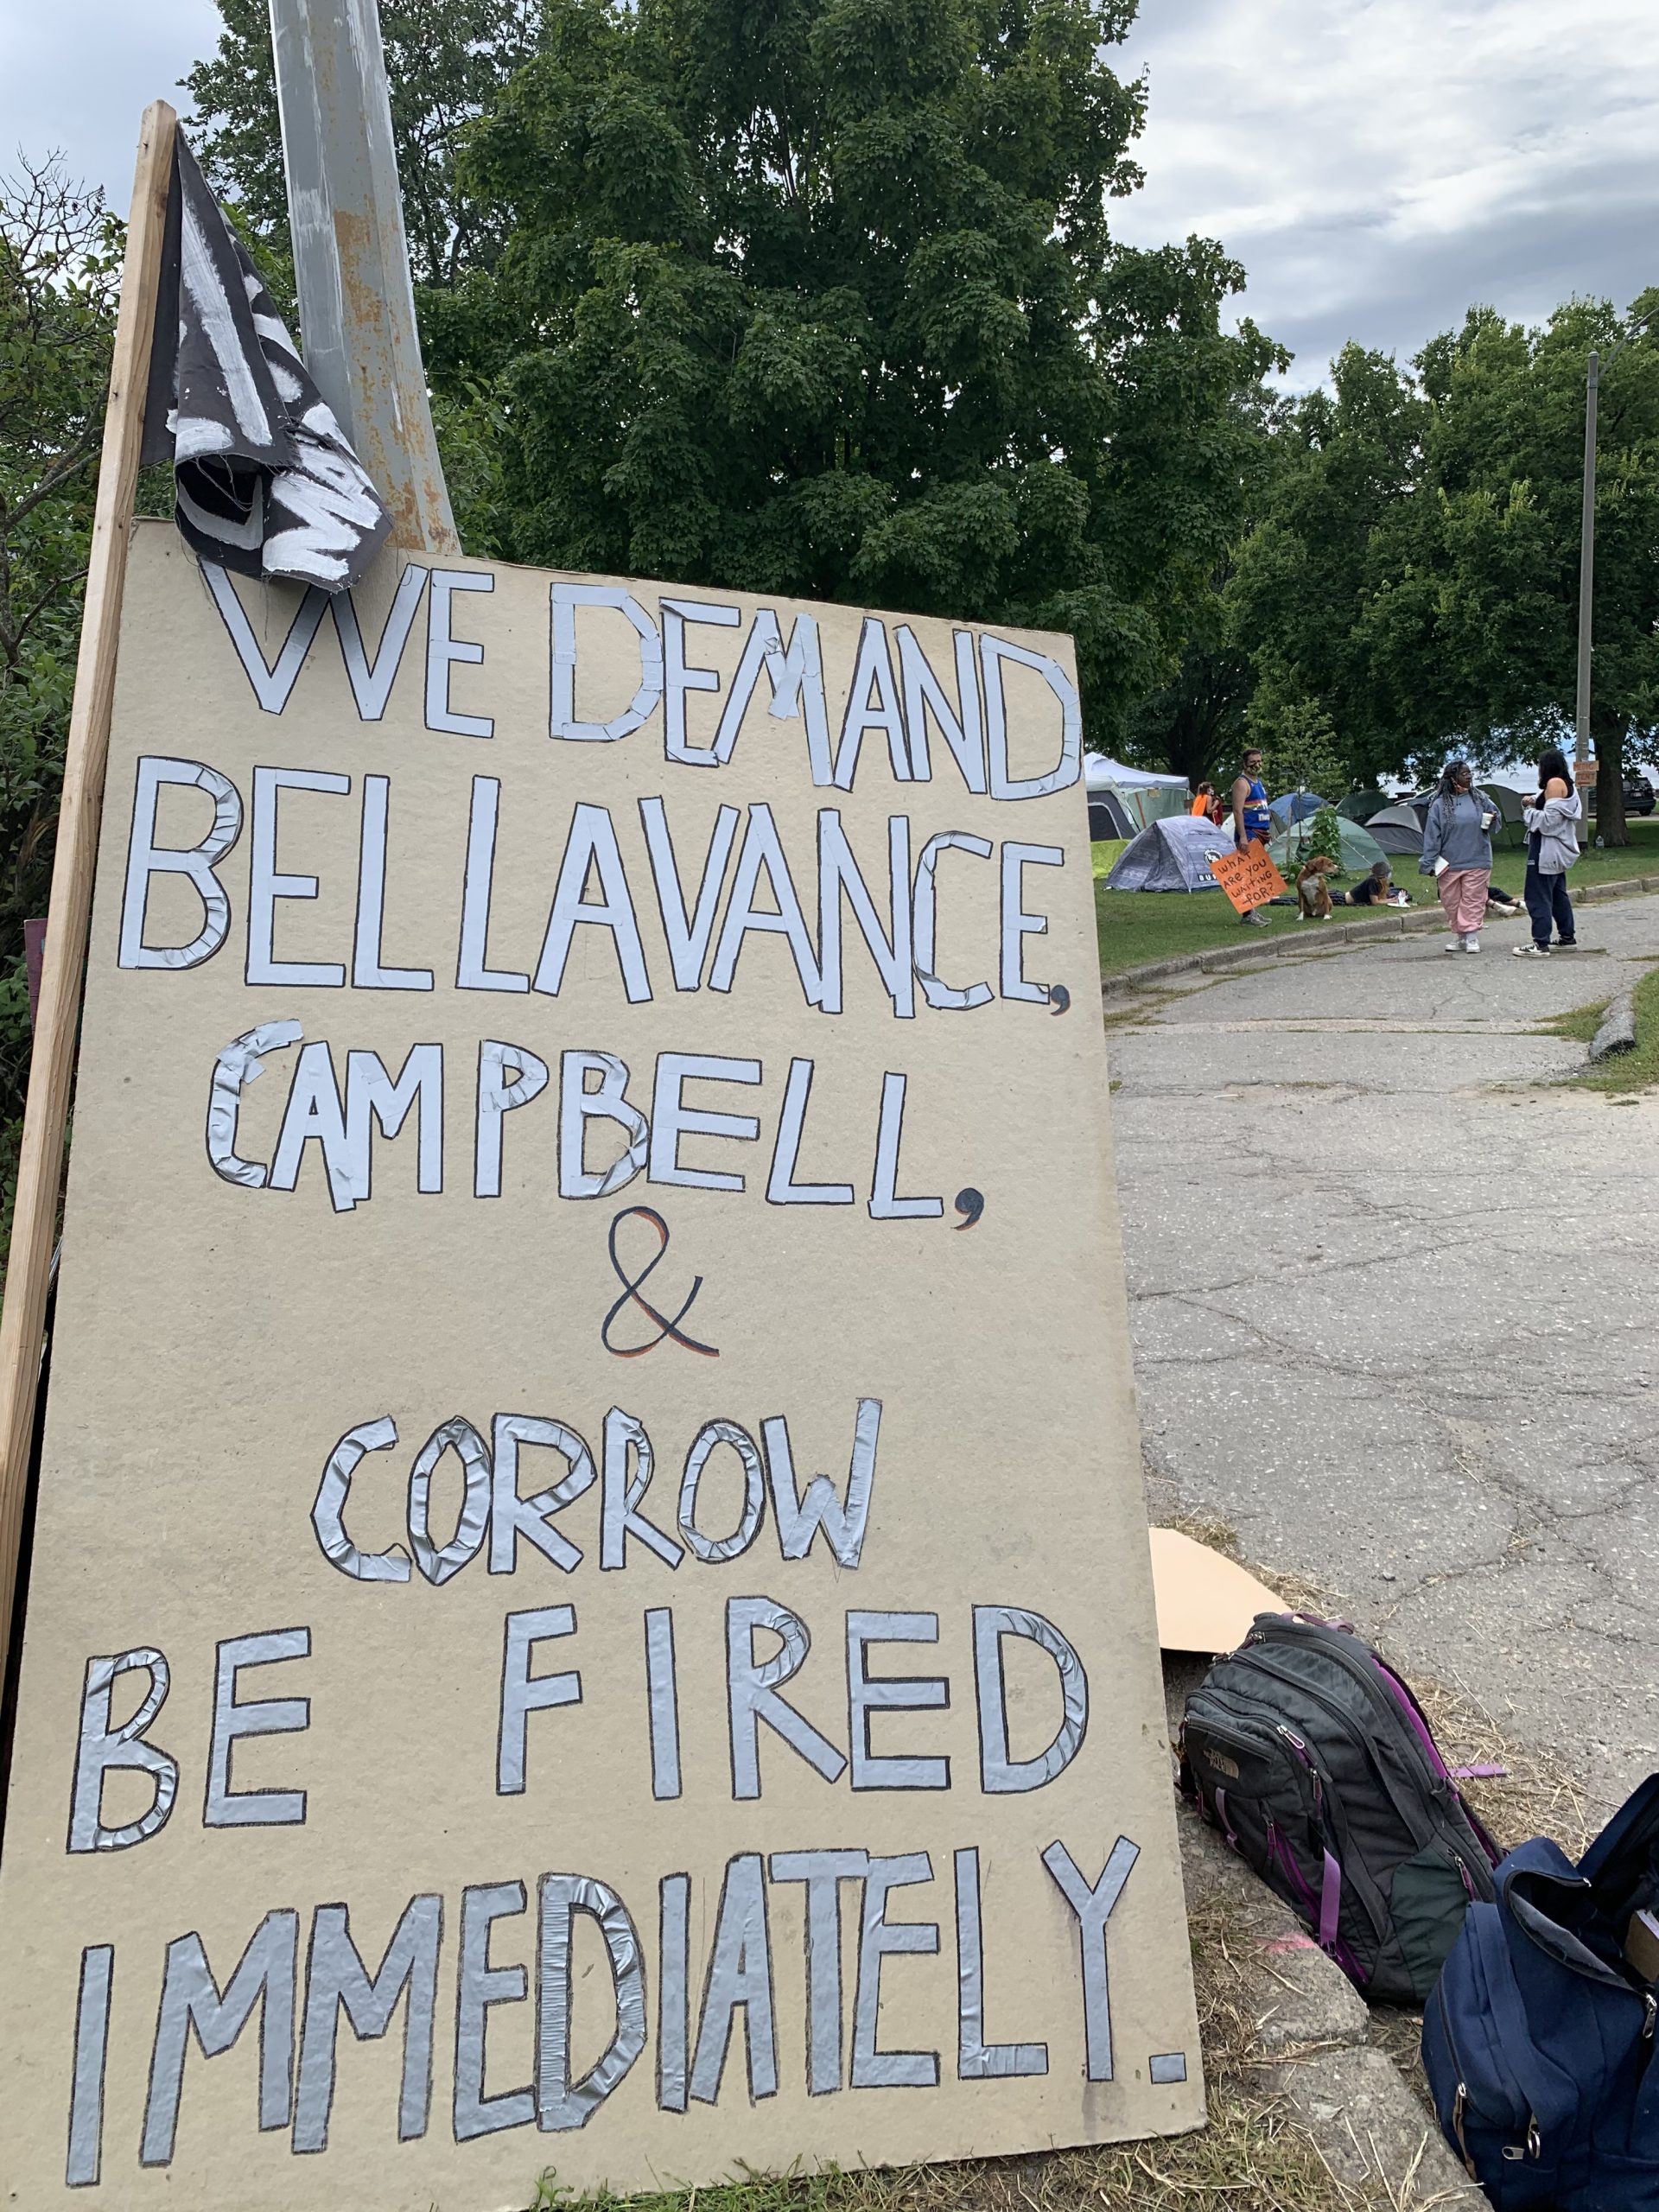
[[1109, 894, 1659, 1818]]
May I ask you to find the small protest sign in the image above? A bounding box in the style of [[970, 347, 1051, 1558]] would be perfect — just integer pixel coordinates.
[[1211, 841, 1287, 915], [0, 524, 1201, 2207]]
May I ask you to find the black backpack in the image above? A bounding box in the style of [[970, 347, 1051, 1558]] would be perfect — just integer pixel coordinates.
[[1179, 1614, 1503, 2002]]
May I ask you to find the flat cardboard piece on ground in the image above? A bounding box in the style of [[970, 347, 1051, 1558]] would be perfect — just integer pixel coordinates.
[[1147, 1529, 1281, 1654], [0, 525, 1201, 2208], [1211, 841, 1287, 915]]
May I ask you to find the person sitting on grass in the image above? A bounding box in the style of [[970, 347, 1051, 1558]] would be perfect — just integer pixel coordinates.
[[1335, 860, 1405, 908]]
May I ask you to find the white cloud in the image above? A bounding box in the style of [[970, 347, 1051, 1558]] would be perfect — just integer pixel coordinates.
[[2, 0, 1654, 395], [1114, 0, 1659, 385]]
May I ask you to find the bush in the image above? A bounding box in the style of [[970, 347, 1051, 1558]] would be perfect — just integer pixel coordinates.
[[1301, 804, 1344, 871]]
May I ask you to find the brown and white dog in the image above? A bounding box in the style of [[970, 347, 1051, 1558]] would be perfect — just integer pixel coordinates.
[[1296, 853, 1338, 919]]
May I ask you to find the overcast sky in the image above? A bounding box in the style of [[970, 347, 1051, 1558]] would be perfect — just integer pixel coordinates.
[[4, 0, 1656, 390]]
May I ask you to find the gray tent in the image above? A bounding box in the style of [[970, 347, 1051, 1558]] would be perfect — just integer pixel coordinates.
[[1103, 815, 1235, 892], [1365, 803, 1425, 855], [1089, 790, 1135, 841]]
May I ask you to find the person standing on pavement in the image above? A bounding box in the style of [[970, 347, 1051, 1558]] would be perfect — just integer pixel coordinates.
[[1230, 747, 1272, 925], [1420, 760, 1497, 953], [1514, 747, 1581, 958]]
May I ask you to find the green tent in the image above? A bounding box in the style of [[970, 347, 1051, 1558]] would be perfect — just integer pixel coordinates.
[[1268, 816, 1389, 878], [1478, 785, 1529, 850], [1338, 788, 1391, 822]]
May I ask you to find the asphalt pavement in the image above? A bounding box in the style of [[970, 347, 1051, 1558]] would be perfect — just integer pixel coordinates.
[[1109, 891, 1659, 1819]]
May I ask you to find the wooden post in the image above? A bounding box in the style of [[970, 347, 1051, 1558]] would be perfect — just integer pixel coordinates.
[[0, 102, 178, 1670], [269, 0, 461, 556]]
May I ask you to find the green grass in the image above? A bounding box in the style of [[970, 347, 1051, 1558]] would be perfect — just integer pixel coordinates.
[[1092, 818, 1659, 981], [1535, 1000, 1608, 1045], [1560, 963, 1659, 1093]]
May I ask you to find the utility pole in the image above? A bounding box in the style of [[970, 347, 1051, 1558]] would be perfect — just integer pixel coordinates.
[[1574, 351, 1599, 815], [268, 0, 460, 557]]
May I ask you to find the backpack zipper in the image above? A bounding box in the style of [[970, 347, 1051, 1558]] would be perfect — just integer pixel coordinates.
[[1233, 1646, 1446, 1846], [1249, 1620, 1476, 1808], [1437, 1982, 1541, 2168]]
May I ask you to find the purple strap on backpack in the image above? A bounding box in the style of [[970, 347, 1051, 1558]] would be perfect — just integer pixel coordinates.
[[1215, 1786, 1237, 1847], [1319, 1849, 1342, 1952]]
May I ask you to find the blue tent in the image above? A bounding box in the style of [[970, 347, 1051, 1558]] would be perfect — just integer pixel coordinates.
[[1269, 791, 1332, 825]]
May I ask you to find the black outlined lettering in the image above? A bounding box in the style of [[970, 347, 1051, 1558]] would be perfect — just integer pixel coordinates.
[[550, 582, 663, 742], [498, 1607, 582, 1795], [726, 1596, 846, 1799], [246, 766, 351, 988], [119, 758, 243, 969], [425, 570, 494, 738], [68, 1649, 178, 1853], [332, 563, 429, 720], [200, 560, 327, 714], [294, 1896, 442, 2152], [353, 775, 434, 990], [204, 1627, 311, 1828]]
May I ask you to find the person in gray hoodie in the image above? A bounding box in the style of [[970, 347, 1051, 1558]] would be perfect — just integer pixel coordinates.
[[1420, 760, 1498, 953], [1514, 746, 1581, 957]]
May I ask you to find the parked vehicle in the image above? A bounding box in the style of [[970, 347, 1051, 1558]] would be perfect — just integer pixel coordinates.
[[1582, 773, 1655, 816]]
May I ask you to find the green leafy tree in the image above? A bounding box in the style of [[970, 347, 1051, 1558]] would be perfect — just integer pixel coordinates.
[[1365, 298, 1659, 842], [421, 0, 1282, 741], [1229, 300, 1659, 842], [1225, 343, 1429, 791], [0, 158, 120, 1237]]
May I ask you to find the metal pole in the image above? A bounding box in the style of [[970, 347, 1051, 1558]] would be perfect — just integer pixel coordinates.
[[269, 0, 460, 556], [1574, 351, 1599, 818]]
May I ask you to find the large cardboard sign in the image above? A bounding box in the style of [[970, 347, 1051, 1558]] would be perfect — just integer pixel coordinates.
[[0, 523, 1200, 2208], [1210, 841, 1286, 915]]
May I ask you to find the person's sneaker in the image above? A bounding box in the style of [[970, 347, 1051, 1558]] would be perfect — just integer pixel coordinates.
[[1512, 943, 1551, 957], [1239, 911, 1270, 926], [1555, 938, 1577, 949], [1464, 937, 1480, 953], [1445, 938, 1464, 953]]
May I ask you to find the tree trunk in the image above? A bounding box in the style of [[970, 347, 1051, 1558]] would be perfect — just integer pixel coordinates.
[[1594, 706, 1627, 847]]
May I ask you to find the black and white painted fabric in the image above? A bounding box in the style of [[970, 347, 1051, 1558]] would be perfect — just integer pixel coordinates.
[[142, 134, 391, 593]]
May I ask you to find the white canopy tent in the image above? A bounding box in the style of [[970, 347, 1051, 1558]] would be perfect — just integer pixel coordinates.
[[1084, 754, 1187, 791], [1084, 754, 1190, 832]]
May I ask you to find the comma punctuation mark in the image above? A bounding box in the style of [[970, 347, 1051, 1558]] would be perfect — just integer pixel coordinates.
[[953, 1188, 985, 1230], [601, 1205, 720, 1359], [1048, 984, 1071, 1014]]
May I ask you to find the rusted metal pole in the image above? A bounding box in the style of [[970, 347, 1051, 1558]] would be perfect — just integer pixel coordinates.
[[269, 0, 460, 556]]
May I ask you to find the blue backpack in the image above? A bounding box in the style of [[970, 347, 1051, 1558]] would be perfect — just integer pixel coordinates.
[[1422, 1772, 1659, 2206]]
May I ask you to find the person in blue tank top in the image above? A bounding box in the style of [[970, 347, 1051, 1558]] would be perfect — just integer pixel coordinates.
[[1230, 747, 1272, 924]]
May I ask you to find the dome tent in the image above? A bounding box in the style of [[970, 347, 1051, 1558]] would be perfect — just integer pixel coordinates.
[[1338, 788, 1391, 823], [1478, 785, 1529, 850], [1268, 816, 1389, 877], [1270, 791, 1331, 825], [1364, 803, 1425, 855], [1089, 789, 1136, 840], [1104, 815, 1235, 891]]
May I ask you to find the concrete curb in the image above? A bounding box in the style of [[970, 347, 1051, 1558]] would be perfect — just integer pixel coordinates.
[[1101, 873, 1659, 1001], [1166, 1660, 1484, 2205], [1591, 985, 1638, 1059]]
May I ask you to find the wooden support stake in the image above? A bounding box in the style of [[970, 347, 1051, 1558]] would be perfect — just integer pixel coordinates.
[[0, 101, 178, 1671]]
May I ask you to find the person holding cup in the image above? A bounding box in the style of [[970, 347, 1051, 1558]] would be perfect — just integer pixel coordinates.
[[1420, 760, 1497, 953]]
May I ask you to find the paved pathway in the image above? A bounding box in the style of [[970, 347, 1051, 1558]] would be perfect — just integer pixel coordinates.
[[1110, 893, 1659, 1817]]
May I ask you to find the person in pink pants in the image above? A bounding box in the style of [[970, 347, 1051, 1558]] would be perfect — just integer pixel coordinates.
[[1420, 761, 1498, 953]]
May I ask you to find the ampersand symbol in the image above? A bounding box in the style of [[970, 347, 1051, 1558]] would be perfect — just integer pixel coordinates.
[[601, 1205, 720, 1359]]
